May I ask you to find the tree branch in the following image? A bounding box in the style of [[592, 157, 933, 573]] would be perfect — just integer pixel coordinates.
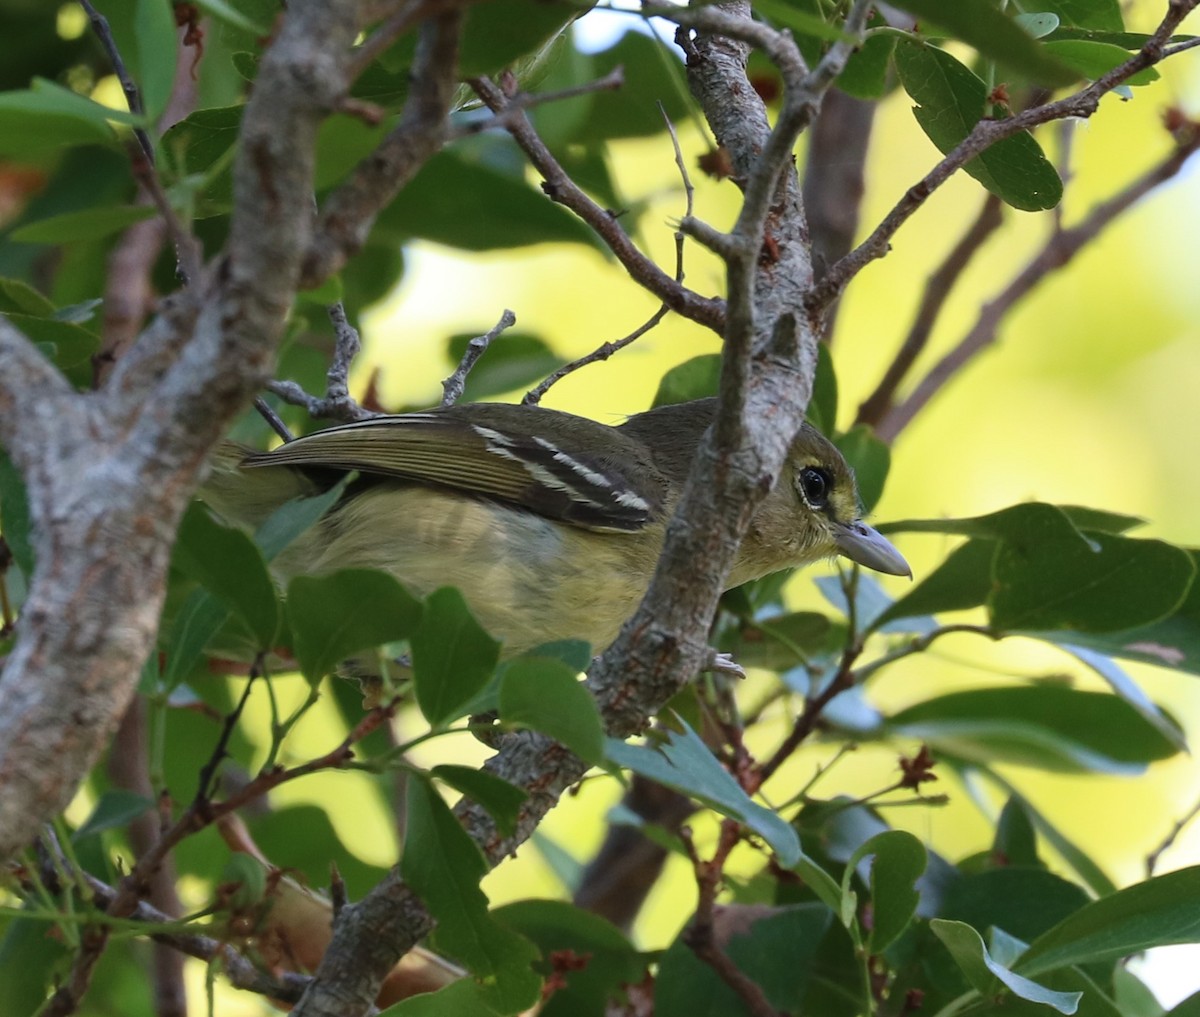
[[877, 131, 1200, 441], [0, 0, 367, 862], [267, 302, 377, 423], [855, 193, 1004, 428], [302, 10, 463, 287], [441, 308, 517, 406], [810, 0, 1200, 309], [468, 74, 726, 333]]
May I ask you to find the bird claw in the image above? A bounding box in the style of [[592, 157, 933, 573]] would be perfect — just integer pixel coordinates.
[[702, 650, 746, 680]]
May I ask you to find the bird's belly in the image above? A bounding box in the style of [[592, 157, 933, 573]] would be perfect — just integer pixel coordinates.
[[274, 485, 655, 657]]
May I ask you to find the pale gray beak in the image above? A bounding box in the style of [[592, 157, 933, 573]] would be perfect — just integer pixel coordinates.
[[834, 521, 911, 578]]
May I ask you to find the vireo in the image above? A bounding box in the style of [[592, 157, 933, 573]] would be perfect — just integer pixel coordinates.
[[202, 398, 909, 661]]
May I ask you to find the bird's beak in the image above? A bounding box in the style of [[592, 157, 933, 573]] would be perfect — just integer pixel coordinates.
[[833, 521, 911, 578]]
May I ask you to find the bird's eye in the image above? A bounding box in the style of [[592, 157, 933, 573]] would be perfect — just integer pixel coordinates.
[[799, 467, 830, 509]]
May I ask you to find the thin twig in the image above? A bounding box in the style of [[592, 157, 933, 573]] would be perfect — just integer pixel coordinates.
[[1147, 794, 1200, 875], [681, 821, 783, 1017], [128, 144, 204, 286], [1164, 34, 1200, 57], [303, 11, 463, 287], [440, 308, 516, 406], [810, 0, 1200, 309], [523, 305, 669, 405], [105, 698, 398, 927], [469, 75, 726, 333], [78, 0, 152, 162], [348, 0, 449, 79], [451, 67, 626, 139], [26, 838, 310, 1004], [661, 101, 695, 222], [79, 0, 203, 288], [856, 194, 1005, 428], [325, 302, 364, 409], [878, 131, 1200, 441], [266, 302, 377, 423], [254, 397, 294, 441], [523, 101, 694, 405]]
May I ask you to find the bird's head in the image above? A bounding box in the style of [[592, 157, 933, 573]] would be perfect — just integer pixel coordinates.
[[733, 422, 910, 585], [781, 423, 910, 578]]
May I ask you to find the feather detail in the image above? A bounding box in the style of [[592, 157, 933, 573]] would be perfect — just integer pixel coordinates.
[[240, 403, 669, 533]]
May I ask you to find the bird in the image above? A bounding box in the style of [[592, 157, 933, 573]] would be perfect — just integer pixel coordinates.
[[201, 397, 909, 665]]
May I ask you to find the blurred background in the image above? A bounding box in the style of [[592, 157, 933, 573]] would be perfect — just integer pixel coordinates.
[[17, 0, 1200, 1010], [341, 5, 1200, 1003]]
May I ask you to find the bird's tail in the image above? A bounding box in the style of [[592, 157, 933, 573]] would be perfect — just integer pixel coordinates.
[[199, 441, 318, 530]]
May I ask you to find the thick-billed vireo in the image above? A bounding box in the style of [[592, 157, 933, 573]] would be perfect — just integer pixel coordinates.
[[203, 397, 909, 662]]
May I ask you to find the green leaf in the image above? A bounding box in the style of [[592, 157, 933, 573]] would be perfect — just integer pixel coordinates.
[[807, 340, 838, 435], [653, 354, 721, 407], [656, 904, 832, 1017], [1058, 506, 1145, 534], [878, 501, 1084, 539], [410, 587, 501, 725], [0, 81, 119, 157], [496, 900, 646, 1017], [1037, 0, 1125, 31], [432, 765, 528, 838], [564, 29, 695, 141], [838, 32, 897, 99], [173, 504, 281, 648], [942, 865, 1093, 948], [193, 0, 270, 34], [445, 331, 560, 401], [1019, 867, 1200, 977], [880, 504, 1197, 634], [10, 205, 159, 243], [887, 685, 1181, 774], [458, 0, 582, 78], [135, 0, 179, 117], [1058, 644, 1185, 751], [720, 611, 835, 671], [1168, 990, 1200, 1017], [1040, 549, 1200, 675], [834, 425, 889, 514], [992, 531, 1195, 633], [1043, 40, 1160, 84], [400, 778, 542, 1012], [1015, 13, 1062, 39], [162, 587, 232, 689], [0, 453, 34, 576], [605, 720, 804, 869], [314, 114, 389, 190], [376, 148, 602, 251], [994, 796, 1041, 868], [0, 278, 56, 316], [872, 539, 996, 628], [165, 104, 242, 172], [2, 313, 99, 369], [846, 830, 927, 952], [1046, 27, 1188, 48], [74, 789, 154, 840], [254, 476, 351, 562], [931, 919, 1082, 1013], [287, 569, 423, 684], [753, 0, 854, 43], [498, 655, 605, 764], [889, 0, 1078, 86], [894, 41, 1063, 211], [378, 980, 503, 1017]]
